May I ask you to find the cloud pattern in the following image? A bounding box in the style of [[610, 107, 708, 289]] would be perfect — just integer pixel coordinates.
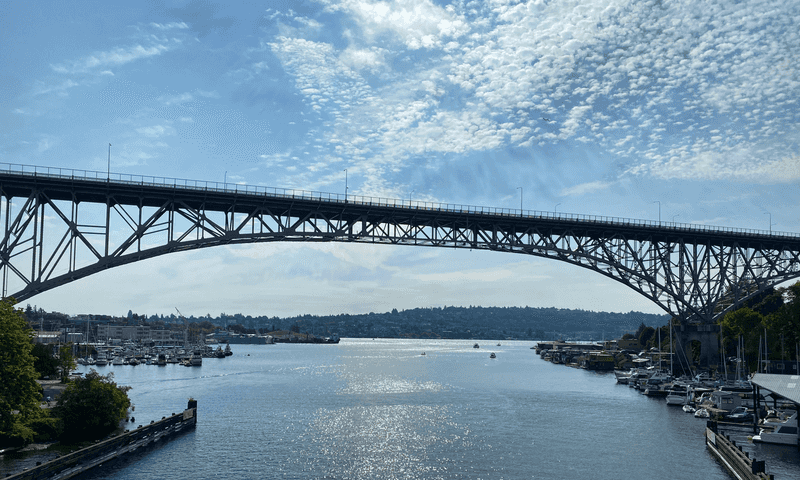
[[266, 0, 800, 190]]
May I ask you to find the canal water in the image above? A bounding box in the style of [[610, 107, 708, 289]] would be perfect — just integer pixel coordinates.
[[47, 340, 800, 478]]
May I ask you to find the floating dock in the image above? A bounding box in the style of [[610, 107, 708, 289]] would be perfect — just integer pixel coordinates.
[[705, 421, 773, 480]]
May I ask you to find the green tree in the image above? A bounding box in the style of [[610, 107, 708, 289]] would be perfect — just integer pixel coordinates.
[[638, 326, 655, 346], [720, 307, 765, 372], [31, 343, 59, 379], [0, 298, 42, 447], [58, 343, 77, 382], [53, 370, 131, 443]]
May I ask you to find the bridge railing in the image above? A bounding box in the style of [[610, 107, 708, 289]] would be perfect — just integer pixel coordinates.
[[2, 162, 798, 240]]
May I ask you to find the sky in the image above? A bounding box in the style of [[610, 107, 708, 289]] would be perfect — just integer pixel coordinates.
[[1, 0, 799, 319]]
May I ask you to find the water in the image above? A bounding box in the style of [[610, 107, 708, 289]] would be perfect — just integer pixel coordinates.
[[24, 340, 800, 478]]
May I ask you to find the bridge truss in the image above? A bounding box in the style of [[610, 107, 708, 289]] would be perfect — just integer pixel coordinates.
[[2, 168, 800, 323]]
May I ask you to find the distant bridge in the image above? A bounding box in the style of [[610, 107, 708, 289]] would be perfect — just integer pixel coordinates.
[[2, 163, 800, 325]]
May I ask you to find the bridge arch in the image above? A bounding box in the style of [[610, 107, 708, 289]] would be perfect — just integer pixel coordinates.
[[2, 165, 800, 324]]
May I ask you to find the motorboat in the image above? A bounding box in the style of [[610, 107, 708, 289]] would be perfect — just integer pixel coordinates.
[[683, 405, 696, 413], [614, 369, 634, 384], [490, 352, 496, 359], [753, 411, 798, 445], [694, 408, 710, 418], [111, 355, 124, 366], [94, 352, 108, 366], [665, 385, 693, 406], [473, 343, 480, 349], [722, 406, 753, 423]]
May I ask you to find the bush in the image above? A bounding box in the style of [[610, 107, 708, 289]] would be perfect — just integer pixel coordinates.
[[0, 419, 35, 448], [28, 415, 62, 442]]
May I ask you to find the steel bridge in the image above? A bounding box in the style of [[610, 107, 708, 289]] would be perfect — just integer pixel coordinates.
[[2, 163, 800, 324]]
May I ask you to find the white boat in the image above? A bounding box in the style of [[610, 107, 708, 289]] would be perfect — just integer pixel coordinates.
[[694, 408, 710, 418], [94, 352, 108, 366], [683, 405, 696, 413], [614, 369, 634, 384], [111, 355, 124, 366], [753, 411, 798, 445], [665, 385, 693, 406]]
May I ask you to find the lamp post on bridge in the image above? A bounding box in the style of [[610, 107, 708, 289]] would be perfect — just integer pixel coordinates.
[[764, 212, 773, 234], [107, 143, 111, 181], [652, 200, 661, 223], [554, 203, 561, 215], [517, 187, 523, 216], [343, 169, 348, 202]]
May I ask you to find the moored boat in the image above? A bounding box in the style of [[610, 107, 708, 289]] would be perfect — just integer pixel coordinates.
[[94, 352, 108, 366], [752, 411, 798, 445], [665, 385, 693, 406]]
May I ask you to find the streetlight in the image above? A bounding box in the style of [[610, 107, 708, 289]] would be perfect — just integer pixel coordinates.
[[652, 201, 661, 222], [764, 212, 773, 234], [517, 187, 523, 215], [555, 203, 561, 214], [107, 143, 111, 180], [672, 214, 680, 223], [224, 171, 227, 190], [343, 169, 348, 202]]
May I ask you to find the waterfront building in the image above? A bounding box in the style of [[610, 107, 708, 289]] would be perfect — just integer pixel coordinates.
[[96, 324, 178, 343]]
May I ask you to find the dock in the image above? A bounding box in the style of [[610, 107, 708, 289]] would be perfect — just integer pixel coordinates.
[[5, 400, 197, 480], [705, 421, 773, 480]]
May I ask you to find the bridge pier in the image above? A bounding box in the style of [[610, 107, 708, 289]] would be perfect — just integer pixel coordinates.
[[675, 323, 720, 372]]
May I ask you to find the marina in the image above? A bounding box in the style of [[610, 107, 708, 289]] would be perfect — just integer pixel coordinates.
[[535, 340, 800, 479]]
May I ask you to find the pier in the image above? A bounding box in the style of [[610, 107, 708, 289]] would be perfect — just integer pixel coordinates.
[[5, 400, 197, 480], [705, 421, 772, 480]]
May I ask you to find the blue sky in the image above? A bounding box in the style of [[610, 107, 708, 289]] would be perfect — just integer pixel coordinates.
[[2, 0, 799, 319]]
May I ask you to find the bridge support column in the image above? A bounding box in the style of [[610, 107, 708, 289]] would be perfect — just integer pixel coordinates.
[[676, 323, 721, 372]]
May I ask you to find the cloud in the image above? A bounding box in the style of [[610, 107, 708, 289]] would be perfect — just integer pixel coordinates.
[[561, 181, 613, 197], [158, 90, 219, 106], [135, 125, 175, 138], [32, 79, 80, 96], [628, 151, 800, 183], [52, 44, 172, 74], [149, 21, 189, 30], [321, 0, 469, 50], [267, 0, 800, 191]]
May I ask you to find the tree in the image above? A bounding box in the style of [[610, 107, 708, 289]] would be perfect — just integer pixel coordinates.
[[638, 326, 655, 346], [31, 343, 59, 379], [58, 343, 77, 382], [0, 298, 42, 447], [53, 370, 131, 443]]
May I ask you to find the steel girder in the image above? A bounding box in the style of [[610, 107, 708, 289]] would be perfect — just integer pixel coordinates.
[[2, 175, 800, 323]]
